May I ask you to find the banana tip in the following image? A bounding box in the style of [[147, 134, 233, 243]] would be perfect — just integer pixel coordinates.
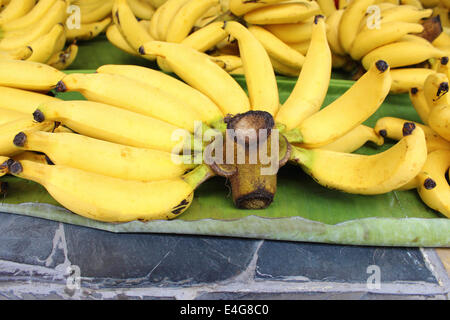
[[33, 109, 45, 123], [378, 129, 387, 138], [375, 60, 389, 73], [55, 80, 67, 92], [314, 15, 324, 24], [411, 87, 419, 95], [8, 160, 23, 175], [438, 82, 449, 95], [423, 178, 436, 190], [13, 132, 27, 147], [138, 46, 145, 55], [402, 122, 416, 136], [441, 56, 449, 65]]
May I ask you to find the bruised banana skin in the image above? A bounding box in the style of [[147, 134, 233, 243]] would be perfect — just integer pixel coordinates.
[[0, 156, 9, 177], [8, 159, 199, 222], [47, 44, 79, 70], [13, 131, 193, 181], [423, 72, 449, 110], [290, 122, 428, 195]]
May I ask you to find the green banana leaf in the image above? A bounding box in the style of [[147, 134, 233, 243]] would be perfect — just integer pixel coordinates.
[[1, 37, 449, 247]]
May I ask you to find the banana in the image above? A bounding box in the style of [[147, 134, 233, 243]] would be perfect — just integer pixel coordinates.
[[13, 131, 193, 181], [288, 40, 310, 56], [147, 0, 168, 8], [361, 39, 446, 70], [166, 0, 219, 43], [317, 125, 384, 153], [0, 0, 35, 24], [0, 60, 65, 91], [433, 5, 450, 28], [106, 23, 141, 56], [400, 0, 423, 8], [66, 17, 112, 41], [57, 73, 203, 132], [80, 0, 113, 24], [349, 21, 424, 60], [12, 151, 49, 165], [263, 20, 313, 44], [290, 122, 427, 195], [47, 43, 79, 70], [325, 9, 346, 56], [432, 32, 450, 50], [423, 72, 449, 109], [0, 0, 56, 31], [248, 25, 305, 69], [113, 0, 154, 59], [139, 41, 250, 116], [0, 85, 59, 113], [26, 23, 64, 64], [428, 103, 450, 141], [96, 64, 223, 125], [317, 0, 337, 16], [0, 156, 8, 177], [229, 0, 285, 16], [409, 87, 431, 124], [7, 159, 206, 222], [377, 5, 432, 24], [224, 21, 279, 115], [0, 117, 55, 156], [390, 68, 436, 94], [156, 0, 190, 41], [288, 60, 391, 148], [0, 0, 66, 51], [435, 56, 450, 79], [374, 116, 450, 152], [180, 21, 228, 52], [270, 57, 300, 77], [33, 100, 192, 153], [244, 1, 320, 25], [210, 54, 242, 72], [0, 46, 33, 60], [275, 16, 331, 131], [128, 0, 155, 20], [0, 107, 27, 125], [338, 0, 375, 53], [416, 149, 450, 218], [148, 1, 162, 39]]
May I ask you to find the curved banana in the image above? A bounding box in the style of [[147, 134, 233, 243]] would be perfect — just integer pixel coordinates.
[[26, 23, 64, 64], [57, 72, 203, 132], [432, 32, 450, 51], [12, 151, 49, 165], [106, 23, 140, 56], [276, 16, 331, 130], [317, 0, 337, 16], [317, 125, 384, 153], [0, 107, 27, 125], [33, 100, 192, 153], [409, 87, 431, 124], [0, 85, 59, 113], [166, 0, 219, 43], [0, 46, 33, 60], [0, 0, 56, 31], [7, 159, 201, 222], [375, 5, 432, 24], [264, 20, 313, 44], [13, 131, 193, 181], [0, 60, 65, 91], [139, 41, 250, 116], [148, 1, 162, 39], [224, 21, 279, 115], [290, 60, 391, 148], [290, 122, 427, 195], [229, 0, 285, 16], [97, 64, 223, 125], [243, 1, 320, 25], [374, 116, 450, 152], [416, 149, 450, 218], [180, 20, 228, 52], [325, 9, 346, 56], [248, 25, 305, 69], [66, 17, 112, 41], [47, 44, 79, 70], [423, 72, 449, 110], [390, 68, 435, 94], [435, 56, 450, 79], [209, 54, 242, 72], [428, 103, 450, 141], [156, 0, 190, 40], [128, 0, 155, 20], [349, 21, 424, 60], [79, 0, 113, 24], [0, 0, 35, 24], [338, 0, 375, 54]]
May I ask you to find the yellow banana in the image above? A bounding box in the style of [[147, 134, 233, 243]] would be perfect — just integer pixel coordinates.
[[7, 159, 203, 222], [290, 122, 427, 195], [325, 9, 346, 56], [0, 0, 56, 31], [47, 43, 79, 70], [435, 57, 449, 79], [96, 64, 223, 125], [180, 21, 228, 52], [209, 54, 242, 72], [248, 25, 305, 69], [317, 125, 384, 153], [0, 0, 35, 24], [146, 0, 168, 8], [13, 131, 193, 181], [229, 0, 285, 16], [390, 68, 436, 94], [128, 0, 155, 20], [66, 17, 112, 41], [139, 41, 250, 116], [423, 72, 449, 110], [377, 5, 432, 24], [148, 1, 162, 39], [338, 0, 375, 53], [0, 60, 65, 91], [0, 85, 59, 113], [12, 151, 49, 165], [244, 1, 320, 25], [289, 60, 391, 148], [317, 0, 337, 16], [26, 23, 64, 64], [79, 0, 113, 24], [57, 72, 203, 132], [33, 100, 192, 153], [276, 16, 331, 130], [224, 21, 279, 115], [270, 57, 300, 77], [166, 0, 219, 43], [374, 116, 450, 152], [106, 23, 141, 57], [0, 156, 8, 177], [416, 149, 450, 218], [432, 32, 450, 50], [400, 0, 423, 8], [0, 107, 27, 125], [0, 46, 33, 60], [409, 87, 431, 124], [156, 0, 190, 40], [428, 103, 450, 141], [264, 20, 313, 44]]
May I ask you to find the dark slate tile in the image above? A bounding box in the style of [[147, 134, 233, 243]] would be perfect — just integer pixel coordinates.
[[63, 223, 258, 287], [256, 241, 437, 283]]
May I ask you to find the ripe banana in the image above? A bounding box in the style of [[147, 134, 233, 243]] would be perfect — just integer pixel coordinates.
[[423, 72, 449, 109], [290, 122, 427, 195], [180, 21, 228, 52], [0, 0, 35, 24], [26, 23, 64, 63], [243, 1, 320, 25], [7, 159, 204, 222], [47, 43, 79, 70], [317, 0, 337, 16], [375, 5, 432, 24], [148, 1, 162, 39], [229, 0, 285, 16], [0, 85, 59, 113], [428, 103, 450, 141], [276, 16, 331, 131], [288, 40, 310, 56], [106, 23, 141, 56], [13, 131, 193, 181], [409, 87, 431, 124], [12, 151, 49, 165], [318, 125, 384, 153], [289, 60, 391, 148], [270, 57, 300, 77], [325, 9, 346, 56], [0, 0, 56, 31], [0, 60, 65, 91], [390, 68, 436, 94], [166, 0, 219, 43], [0, 107, 27, 125], [139, 41, 250, 116], [248, 25, 305, 69], [0, 46, 33, 60], [264, 20, 313, 44], [128, 0, 155, 20], [210, 54, 242, 72], [57, 72, 203, 132], [400, 0, 423, 9], [32, 100, 192, 153], [435, 57, 450, 79], [66, 17, 112, 41], [79, 0, 113, 24], [156, 0, 190, 40], [374, 116, 450, 152], [416, 149, 450, 218], [0, 156, 8, 177], [224, 21, 279, 115]]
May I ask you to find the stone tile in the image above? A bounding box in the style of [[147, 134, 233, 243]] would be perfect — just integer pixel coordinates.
[[256, 241, 437, 283]]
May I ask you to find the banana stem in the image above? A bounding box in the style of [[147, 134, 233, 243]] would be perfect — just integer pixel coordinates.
[[182, 164, 215, 189], [283, 127, 304, 144], [289, 145, 314, 171]]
